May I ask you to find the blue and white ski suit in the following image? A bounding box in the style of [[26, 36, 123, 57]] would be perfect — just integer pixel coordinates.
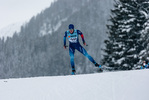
[[64, 29, 96, 71]]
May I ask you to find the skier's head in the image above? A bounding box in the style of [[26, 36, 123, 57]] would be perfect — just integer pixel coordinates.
[[69, 24, 74, 34], [69, 24, 74, 29]]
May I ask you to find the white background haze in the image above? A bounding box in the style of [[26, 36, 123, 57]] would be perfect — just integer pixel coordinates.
[[0, 0, 54, 30]]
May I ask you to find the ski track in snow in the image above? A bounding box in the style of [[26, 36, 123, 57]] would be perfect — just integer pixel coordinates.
[[0, 69, 149, 100]]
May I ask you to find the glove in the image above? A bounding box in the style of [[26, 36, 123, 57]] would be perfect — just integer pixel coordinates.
[[83, 42, 86, 46], [64, 45, 67, 49]]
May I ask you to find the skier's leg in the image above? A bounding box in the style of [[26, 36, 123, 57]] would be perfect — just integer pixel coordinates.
[[69, 46, 75, 73], [76, 45, 101, 67], [76, 44, 96, 64]]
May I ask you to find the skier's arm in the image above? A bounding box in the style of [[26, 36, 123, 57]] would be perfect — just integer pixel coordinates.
[[77, 30, 86, 44], [64, 32, 67, 48]]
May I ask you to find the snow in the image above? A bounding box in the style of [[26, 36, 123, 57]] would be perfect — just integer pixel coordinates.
[[0, 69, 149, 100], [39, 17, 68, 36], [145, 20, 149, 32], [0, 21, 26, 39], [117, 57, 125, 64], [53, 17, 68, 32], [39, 23, 50, 36], [139, 10, 148, 19], [122, 28, 131, 33], [0, 0, 55, 38], [124, 18, 135, 24]]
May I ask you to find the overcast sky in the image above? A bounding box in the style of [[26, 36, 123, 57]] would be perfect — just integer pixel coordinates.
[[0, 0, 54, 29]]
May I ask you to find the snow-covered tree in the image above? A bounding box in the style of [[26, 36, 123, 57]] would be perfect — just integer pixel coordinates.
[[139, 0, 149, 63], [102, 0, 149, 70]]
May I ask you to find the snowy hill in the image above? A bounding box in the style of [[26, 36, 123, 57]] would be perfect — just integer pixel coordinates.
[[0, 21, 26, 39], [0, 69, 149, 100]]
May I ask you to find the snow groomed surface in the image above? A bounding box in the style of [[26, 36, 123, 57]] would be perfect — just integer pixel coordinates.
[[0, 69, 149, 100]]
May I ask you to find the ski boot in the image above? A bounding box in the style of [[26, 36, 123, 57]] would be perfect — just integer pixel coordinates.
[[95, 63, 102, 68], [95, 63, 103, 72], [71, 70, 76, 75]]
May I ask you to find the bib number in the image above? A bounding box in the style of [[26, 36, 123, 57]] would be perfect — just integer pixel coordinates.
[[69, 37, 77, 43]]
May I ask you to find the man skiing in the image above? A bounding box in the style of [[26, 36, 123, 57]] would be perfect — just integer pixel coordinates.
[[63, 24, 101, 75]]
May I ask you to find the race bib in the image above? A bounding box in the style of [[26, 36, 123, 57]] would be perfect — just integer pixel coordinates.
[[67, 30, 78, 43], [69, 37, 77, 43]]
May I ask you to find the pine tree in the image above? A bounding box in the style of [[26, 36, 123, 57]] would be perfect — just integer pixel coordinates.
[[139, 0, 149, 63], [102, 0, 148, 70]]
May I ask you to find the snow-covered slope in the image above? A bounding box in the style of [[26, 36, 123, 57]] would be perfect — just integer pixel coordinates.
[[0, 70, 149, 100], [0, 21, 26, 39]]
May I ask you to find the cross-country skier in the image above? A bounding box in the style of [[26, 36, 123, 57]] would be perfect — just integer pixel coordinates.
[[63, 24, 101, 75]]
